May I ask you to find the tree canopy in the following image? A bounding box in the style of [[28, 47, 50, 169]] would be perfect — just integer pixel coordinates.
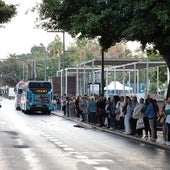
[[39, 0, 170, 97], [39, 0, 170, 55], [0, 0, 16, 25]]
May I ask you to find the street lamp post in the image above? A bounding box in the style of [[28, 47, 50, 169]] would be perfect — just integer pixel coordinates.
[[44, 46, 47, 81]]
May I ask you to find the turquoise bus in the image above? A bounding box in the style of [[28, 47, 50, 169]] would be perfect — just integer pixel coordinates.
[[20, 81, 54, 114]]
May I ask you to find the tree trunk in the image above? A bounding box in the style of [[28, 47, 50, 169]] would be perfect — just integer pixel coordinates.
[[101, 48, 105, 96], [163, 55, 170, 99]]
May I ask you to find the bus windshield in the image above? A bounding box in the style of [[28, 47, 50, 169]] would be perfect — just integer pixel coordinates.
[[29, 82, 51, 90]]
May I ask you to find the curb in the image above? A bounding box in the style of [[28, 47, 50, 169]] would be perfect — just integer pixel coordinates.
[[52, 111, 170, 151]]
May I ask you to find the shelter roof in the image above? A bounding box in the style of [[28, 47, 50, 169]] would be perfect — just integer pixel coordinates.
[[58, 58, 166, 73], [113, 61, 166, 69], [79, 58, 142, 66], [64, 67, 101, 73], [79, 58, 166, 69]]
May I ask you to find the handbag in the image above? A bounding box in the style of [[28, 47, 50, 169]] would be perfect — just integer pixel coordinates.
[[157, 116, 166, 126], [115, 114, 120, 121], [136, 117, 144, 129]]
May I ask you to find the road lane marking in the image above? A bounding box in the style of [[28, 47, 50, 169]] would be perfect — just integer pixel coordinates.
[[82, 159, 114, 165], [55, 141, 63, 145], [58, 144, 68, 147], [63, 148, 74, 151], [35, 131, 113, 170], [94, 167, 110, 170], [75, 155, 88, 159], [82, 159, 98, 165]]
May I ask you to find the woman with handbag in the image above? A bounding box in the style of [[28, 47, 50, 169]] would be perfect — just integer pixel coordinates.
[[133, 98, 145, 138]]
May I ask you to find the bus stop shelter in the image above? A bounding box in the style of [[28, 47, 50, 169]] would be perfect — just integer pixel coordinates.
[[57, 58, 166, 97]]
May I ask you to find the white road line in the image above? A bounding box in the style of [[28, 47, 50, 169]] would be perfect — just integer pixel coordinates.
[[82, 159, 98, 165], [82, 159, 114, 165], [42, 134, 51, 137], [50, 139, 59, 142], [75, 155, 88, 159], [25, 131, 113, 170], [46, 136, 56, 140], [63, 148, 74, 151], [94, 167, 110, 170], [92, 159, 114, 163], [55, 141, 63, 145], [58, 144, 68, 147]]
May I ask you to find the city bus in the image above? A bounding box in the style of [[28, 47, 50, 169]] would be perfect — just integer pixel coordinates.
[[15, 80, 26, 110], [20, 81, 54, 114]]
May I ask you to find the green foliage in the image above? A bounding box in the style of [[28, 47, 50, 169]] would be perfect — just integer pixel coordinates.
[[39, 0, 120, 50], [39, 0, 170, 97], [0, 0, 16, 25], [39, 0, 170, 58], [0, 55, 22, 86]]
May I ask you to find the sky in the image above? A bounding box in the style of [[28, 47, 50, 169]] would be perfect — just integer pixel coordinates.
[[0, 0, 73, 59], [0, 0, 140, 59]]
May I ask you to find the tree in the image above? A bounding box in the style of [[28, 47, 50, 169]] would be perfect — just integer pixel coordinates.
[[39, 0, 120, 94], [47, 35, 63, 71], [0, 0, 16, 25], [39, 0, 170, 97], [0, 55, 22, 86]]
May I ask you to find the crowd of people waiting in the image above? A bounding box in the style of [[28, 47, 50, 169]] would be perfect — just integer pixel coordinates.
[[53, 94, 170, 146]]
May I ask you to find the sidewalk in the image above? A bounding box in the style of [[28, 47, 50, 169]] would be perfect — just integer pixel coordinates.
[[52, 110, 170, 151]]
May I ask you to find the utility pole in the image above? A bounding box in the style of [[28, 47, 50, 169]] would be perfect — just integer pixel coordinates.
[[44, 46, 47, 81]]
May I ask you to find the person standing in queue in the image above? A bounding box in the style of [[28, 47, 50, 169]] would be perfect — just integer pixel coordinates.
[[145, 98, 157, 142]]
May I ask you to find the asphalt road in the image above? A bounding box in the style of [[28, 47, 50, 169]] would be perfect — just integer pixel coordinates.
[[0, 98, 169, 170]]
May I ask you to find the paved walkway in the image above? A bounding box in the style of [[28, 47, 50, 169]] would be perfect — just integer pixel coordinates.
[[52, 110, 170, 151]]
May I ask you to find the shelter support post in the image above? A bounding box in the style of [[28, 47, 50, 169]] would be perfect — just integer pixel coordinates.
[[114, 68, 116, 95], [61, 70, 63, 97], [133, 64, 137, 94], [137, 69, 139, 94], [157, 66, 159, 95], [101, 49, 105, 95], [76, 66, 79, 96], [83, 64, 86, 95], [128, 71, 131, 94], [92, 59, 95, 96], [146, 58, 149, 96], [105, 68, 109, 99], [123, 66, 125, 94], [65, 69, 68, 95]]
